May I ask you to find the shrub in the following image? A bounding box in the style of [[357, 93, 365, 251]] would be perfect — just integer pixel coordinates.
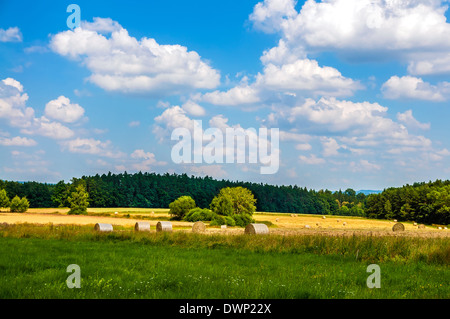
[[232, 213, 254, 227], [169, 196, 196, 220], [224, 216, 236, 226], [10, 196, 29, 213], [210, 214, 236, 226], [210, 214, 226, 226], [184, 208, 214, 222]]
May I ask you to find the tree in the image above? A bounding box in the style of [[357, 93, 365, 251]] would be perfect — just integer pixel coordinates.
[[169, 195, 196, 220], [384, 200, 393, 219], [211, 187, 256, 216], [68, 184, 89, 215], [10, 196, 29, 213], [210, 193, 234, 216], [210, 187, 256, 227], [51, 181, 69, 207], [0, 189, 10, 210]]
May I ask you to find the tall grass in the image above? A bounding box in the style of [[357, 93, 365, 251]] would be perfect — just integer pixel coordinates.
[[0, 223, 448, 299], [0, 223, 448, 265]]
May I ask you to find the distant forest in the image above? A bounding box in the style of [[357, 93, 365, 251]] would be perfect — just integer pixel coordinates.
[[0, 172, 365, 216], [0, 173, 449, 225]]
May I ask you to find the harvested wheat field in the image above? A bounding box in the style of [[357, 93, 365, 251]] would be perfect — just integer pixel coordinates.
[[0, 211, 190, 229], [0, 209, 448, 238]]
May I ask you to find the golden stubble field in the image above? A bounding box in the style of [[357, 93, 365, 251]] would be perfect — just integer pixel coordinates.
[[0, 208, 448, 238]]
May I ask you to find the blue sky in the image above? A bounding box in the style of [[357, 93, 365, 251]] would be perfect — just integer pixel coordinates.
[[1, 0, 450, 191]]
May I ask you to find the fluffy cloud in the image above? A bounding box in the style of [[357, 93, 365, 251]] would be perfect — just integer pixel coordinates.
[[61, 138, 124, 158], [181, 100, 206, 117], [397, 110, 431, 130], [255, 59, 361, 97], [153, 105, 195, 142], [0, 78, 74, 139], [0, 27, 22, 42], [0, 78, 34, 128], [268, 97, 434, 160], [50, 18, 220, 95], [198, 56, 360, 107], [407, 53, 450, 75], [249, 0, 297, 33], [201, 84, 261, 106], [44, 96, 85, 123], [22, 117, 74, 139], [321, 137, 341, 157], [382, 76, 450, 101], [130, 149, 166, 171], [250, 0, 450, 75]]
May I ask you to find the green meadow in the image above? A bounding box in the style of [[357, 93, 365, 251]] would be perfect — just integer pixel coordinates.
[[0, 224, 448, 299]]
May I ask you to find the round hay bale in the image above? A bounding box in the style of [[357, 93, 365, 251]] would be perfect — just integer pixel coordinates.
[[343, 222, 347, 226], [413, 222, 417, 226], [221, 225, 227, 229], [305, 225, 311, 229], [316, 222, 320, 226], [322, 216, 326, 219], [418, 224, 425, 229], [192, 221, 206, 233], [245, 223, 269, 235], [94, 223, 113, 232], [156, 221, 172, 232], [394, 219, 397, 222], [392, 222, 405, 232], [114, 212, 118, 215], [135, 222, 151, 232], [337, 219, 340, 222], [275, 218, 279, 222]]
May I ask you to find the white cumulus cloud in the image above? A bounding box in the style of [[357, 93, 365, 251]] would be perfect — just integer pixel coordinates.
[[382, 76, 450, 101], [44, 96, 85, 123], [50, 18, 220, 95]]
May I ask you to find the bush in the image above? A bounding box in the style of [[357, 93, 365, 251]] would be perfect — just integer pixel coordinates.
[[210, 214, 226, 226], [210, 214, 236, 226], [183, 208, 214, 222], [10, 196, 29, 213], [169, 196, 196, 220], [224, 216, 236, 226], [232, 213, 254, 227]]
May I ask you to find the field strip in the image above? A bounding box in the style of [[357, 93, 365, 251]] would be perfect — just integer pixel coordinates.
[[0, 212, 191, 228], [0, 211, 448, 238]]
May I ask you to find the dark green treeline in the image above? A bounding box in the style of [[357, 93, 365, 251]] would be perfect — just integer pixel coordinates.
[[0, 172, 365, 216]]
